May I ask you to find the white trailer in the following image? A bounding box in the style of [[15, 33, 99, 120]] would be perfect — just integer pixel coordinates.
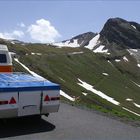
[[0, 45, 60, 119]]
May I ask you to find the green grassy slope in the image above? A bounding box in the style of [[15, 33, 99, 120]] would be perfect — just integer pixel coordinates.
[[7, 43, 140, 120]]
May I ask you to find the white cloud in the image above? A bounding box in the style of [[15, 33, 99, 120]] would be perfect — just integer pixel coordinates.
[[12, 30, 24, 37], [19, 22, 26, 27], [0, 19, 60, 43], [27, 19, 61, 43], [0, 30, 24, 40]]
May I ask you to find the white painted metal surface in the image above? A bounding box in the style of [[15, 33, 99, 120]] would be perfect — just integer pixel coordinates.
[[0, 45, 12, 65], [18, 91, 41, 116], [0, 44, 8, 51], [0, 90, 60, 118], [0, 92, 18, 118], [42, 90, 60, 113]]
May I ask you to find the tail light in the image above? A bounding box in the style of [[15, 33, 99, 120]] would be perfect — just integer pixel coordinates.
[[0, 101, 8, 105], [44, 95, 50, 101], [51, 97, 60, 101], [9, 97, 16, 104], [44, 95, 60, 102]]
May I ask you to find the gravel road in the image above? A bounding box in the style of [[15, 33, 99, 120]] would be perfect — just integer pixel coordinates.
[[0, 103, 140, 140]]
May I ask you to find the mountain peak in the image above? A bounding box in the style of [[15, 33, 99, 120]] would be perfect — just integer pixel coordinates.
[[100, 17, 140, 49], [107, 17, 127, 24], [70, 32, 96, 47], [71, 32, 95, 40], [53, 32, 96, 48]]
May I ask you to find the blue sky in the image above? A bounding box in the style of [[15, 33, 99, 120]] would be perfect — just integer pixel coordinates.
[[0, 0, 140, 43]]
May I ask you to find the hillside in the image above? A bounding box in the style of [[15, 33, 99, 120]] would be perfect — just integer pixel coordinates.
[[1, 17, 140, 120]]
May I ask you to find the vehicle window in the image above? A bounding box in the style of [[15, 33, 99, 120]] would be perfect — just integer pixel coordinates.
[[0, 54, 7, 63]]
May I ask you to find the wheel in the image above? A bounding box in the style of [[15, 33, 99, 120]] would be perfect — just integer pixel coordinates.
[[44, 113, 49, 117], [32, 115, 42, 120]]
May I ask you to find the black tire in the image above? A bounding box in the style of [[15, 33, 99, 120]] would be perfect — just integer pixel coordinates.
[[32, 115, 42, 120], [44, 113, 49, 117]]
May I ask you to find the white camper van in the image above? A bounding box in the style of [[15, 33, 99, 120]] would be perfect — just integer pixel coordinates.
[[0, 44, 60, 118]]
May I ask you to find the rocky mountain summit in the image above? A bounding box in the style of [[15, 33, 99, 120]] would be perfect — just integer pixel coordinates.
[[52, 18, 140, 57], [69, 32, 96, 47], [100, 18, 140, 49]]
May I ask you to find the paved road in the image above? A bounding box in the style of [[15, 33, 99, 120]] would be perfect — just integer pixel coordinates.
[[0, 103, 140, 140]]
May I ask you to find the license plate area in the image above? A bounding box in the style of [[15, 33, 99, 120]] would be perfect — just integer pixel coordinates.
[[18, 91, 41, 117]]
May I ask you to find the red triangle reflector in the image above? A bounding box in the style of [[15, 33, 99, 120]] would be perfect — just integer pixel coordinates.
[[44, 95, 50, 101], [9, 97, 16, 104]]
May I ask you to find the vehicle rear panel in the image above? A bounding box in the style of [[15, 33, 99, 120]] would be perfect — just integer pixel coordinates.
[[0, 92, 18, 118], [0, 73, 60, 118]]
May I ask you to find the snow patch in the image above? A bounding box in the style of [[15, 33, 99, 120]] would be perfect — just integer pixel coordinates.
[[122, 107, 140, 117], [31, 52, 42, 55], [82, 92, 88, 96], [107, 60, 114, 67], [77, 79, 120, 105], [60, 90, 75, 101], [93, 45, 108, 54], [133, 103, 140, 108], [36, 53, 42, 55], [53, 39, 80, 48], [129, 49, 138, 52], [59, 77, 65, 82], [127, 49, 138, 55], [126, 98, 140, 109], [68, 51, 83, 55], [108, 60, 111, 64], [14, 58, 45, 80], [84, 34, 100, 50], [126, 98, 133, 101], [11, 41, 15, 44], [31, 52, 35, 55], [102, 73, 109, 76], [123, 56, 129, 62], [131, 25, 137, 30], [115, 59, 121, 62], [137, 64, 140, 68], [132, 81, 140, 87]]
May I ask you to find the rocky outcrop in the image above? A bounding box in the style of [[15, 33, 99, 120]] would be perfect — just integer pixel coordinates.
[[100, 18, 140, 49]]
